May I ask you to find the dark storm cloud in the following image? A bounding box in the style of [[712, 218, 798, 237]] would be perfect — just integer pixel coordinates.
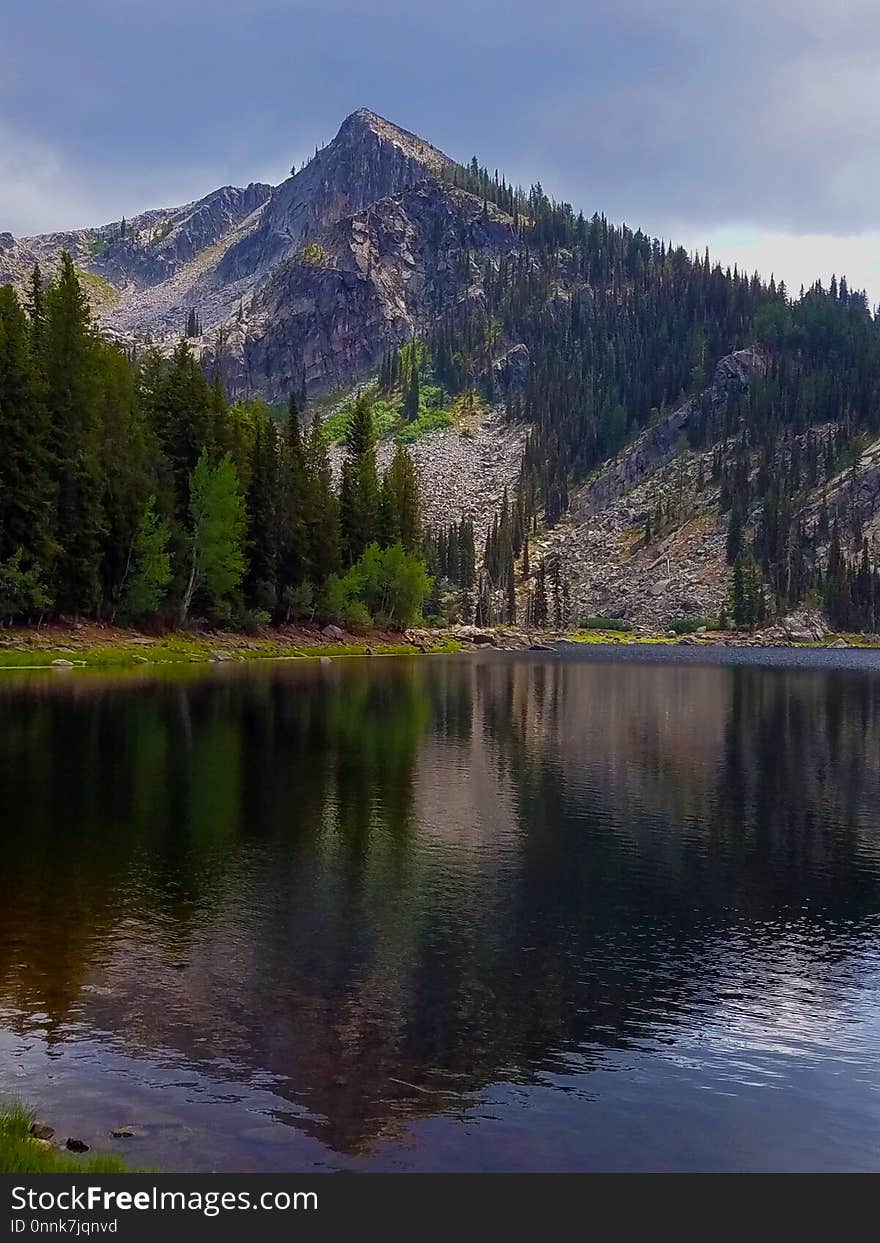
[[1, 0, 877, 240]]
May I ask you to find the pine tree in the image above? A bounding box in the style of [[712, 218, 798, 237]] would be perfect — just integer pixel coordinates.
[[533, 561, 548, 628], [44, 252, 105, 614], [278, 394, 310, 594], [505, 549, 517, 624], [244, 407, 280, 612], [381, 445, 421, 552], [404, 352, 420, 422], [0, 285, 55, 566], [726, 497, 745, 564], [145, 339, 217, 512], [341, 394, 380, 563], [551, 558, 562, 628], [304, 411, 340, 582]]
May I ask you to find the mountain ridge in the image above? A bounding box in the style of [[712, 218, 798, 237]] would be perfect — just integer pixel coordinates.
[[0, 108, 463, 373]]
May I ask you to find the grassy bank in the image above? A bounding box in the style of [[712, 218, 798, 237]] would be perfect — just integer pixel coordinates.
[[0, 1106, 133, 1174], [568, 628, 880, 649], [0, 624, 461, 671]]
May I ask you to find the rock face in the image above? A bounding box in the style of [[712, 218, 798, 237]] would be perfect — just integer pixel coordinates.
[[214, 181, 517, 399], [539, 352, 767, 628], [216, 109, 453, 285]]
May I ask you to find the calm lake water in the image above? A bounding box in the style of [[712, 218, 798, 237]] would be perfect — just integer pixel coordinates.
[[2, 648, 880, 1172]]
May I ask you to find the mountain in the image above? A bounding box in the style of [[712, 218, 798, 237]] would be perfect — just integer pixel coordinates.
[[3, 107, 880, 635], [0, 109, 467, 390]]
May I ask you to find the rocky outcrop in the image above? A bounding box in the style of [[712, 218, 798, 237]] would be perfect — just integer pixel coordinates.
[[94, 183, 273, 292], [216, 108, 453, 285], [536, 353, 766, 627], [492, 343, 530, 393]]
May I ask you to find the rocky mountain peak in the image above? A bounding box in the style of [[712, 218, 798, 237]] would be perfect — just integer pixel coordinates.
[[214, 108, 454, 287], [334, 108, 453, 170]]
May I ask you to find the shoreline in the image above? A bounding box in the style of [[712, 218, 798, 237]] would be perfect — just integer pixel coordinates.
[[1, 620, 879, 672]]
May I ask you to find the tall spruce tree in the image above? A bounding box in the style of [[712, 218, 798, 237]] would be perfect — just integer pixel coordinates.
[[0, 285, 55, 567], [44, 252, 105, 614], [340, 394, 380, 563]]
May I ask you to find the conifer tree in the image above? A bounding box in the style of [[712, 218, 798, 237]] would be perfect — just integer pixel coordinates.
[[244, 407, 280, 612], [44, 252, 105, 614], [0, 285, 55, 566], [533, 561, 548, 628], [304, 411, 340, 582], [278, 394, 310, 594], [340, 394, 380, 563], [404, 352, 420, 422]]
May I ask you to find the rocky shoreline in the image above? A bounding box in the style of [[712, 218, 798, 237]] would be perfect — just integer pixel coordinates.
[[0, 612, 877, 673]]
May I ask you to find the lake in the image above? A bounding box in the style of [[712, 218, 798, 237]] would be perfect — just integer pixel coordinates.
[[1, 648, 880, 1172]]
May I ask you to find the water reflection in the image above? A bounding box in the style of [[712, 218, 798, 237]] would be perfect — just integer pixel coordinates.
[[1, 653, 880, 1170]]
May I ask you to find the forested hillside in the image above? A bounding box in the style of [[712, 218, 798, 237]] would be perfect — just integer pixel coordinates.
[[0, 255, 429, 629]]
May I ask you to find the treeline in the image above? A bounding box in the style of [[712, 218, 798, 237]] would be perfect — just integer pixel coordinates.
[[0, 255, 431, 629]]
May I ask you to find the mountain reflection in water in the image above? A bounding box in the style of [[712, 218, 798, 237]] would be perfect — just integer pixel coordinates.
[[1, 651, 879, 1171]]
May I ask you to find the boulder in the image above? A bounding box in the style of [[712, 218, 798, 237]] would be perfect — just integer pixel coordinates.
[[30, 1123, 54, 1141], [65, 1138, 89, 1153], [51, 658, 74, 668], [321, 624, 346, 642], [454, 626, 497, 646]]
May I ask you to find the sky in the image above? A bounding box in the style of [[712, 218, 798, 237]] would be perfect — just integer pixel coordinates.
[[2, 0, 878, 303]]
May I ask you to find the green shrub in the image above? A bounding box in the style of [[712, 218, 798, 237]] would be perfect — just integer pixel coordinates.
[[668, 616, 718, 634], [301, 242, 327, 266], [396, 407, 453, 443], [283, 581, 315, 623], [322, 543, 432, 629], [230, 607, 271, 634], [341, 600, 371, 631], [579, 616, 633, 632]]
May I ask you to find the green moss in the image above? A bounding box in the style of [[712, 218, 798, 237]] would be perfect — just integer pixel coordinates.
[[568, 631, 677, 646], [0, 634, 460, 672], [76, 269, 119, 309], [0, 1105, 135, 1174]]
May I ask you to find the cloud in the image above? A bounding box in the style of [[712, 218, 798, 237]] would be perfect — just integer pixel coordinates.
[[0, 122, 100, 235], [682, 227, 880, 308], [1, 0, 878, 296]]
